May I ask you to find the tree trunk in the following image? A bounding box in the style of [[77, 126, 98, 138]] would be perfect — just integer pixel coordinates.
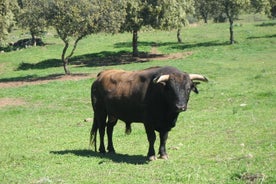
[[229, 19, 234, 44], [201, 10, 208, 23], [31, 32, 36, 46], [177, 29, 182, 43], [63, 59, 70, 75], [61, 41, 71, 75], [203, 14, 208, 23], [132, 29, 139, 57], [59, 35, 83, 75]]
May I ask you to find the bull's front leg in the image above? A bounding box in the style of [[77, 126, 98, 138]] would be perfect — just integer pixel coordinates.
[[144, 124, 156, 161], [159, 131, 169, 159]]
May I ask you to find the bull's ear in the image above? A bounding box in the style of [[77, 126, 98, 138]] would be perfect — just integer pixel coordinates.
[[192, 82, 200, 94], [153, 74, 170, 85]]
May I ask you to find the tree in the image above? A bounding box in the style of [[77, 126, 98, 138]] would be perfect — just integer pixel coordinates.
[[16, 0, 47, 46], [47, 0, 126, 74], [157, 0, 195, 43], [251, 0, 276, 18], [46, 0, 95, 74], [96, 0, 127, 34], [195, 0, 217, 23], [120, 1, 145, 57], [218, 0, 251, 44], [271, 0, 276, 18], [121, 0, 194, 55], [0, 0, 18, 45]]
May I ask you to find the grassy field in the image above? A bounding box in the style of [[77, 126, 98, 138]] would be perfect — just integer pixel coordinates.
[[0, 15, 275, 183]]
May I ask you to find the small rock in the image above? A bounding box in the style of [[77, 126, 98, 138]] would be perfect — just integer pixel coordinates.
[[84, 118, 93, 122], [240, 103, 247, 107]]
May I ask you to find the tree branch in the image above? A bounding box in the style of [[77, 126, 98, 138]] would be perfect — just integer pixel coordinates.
[[65, 35, 84, 61]]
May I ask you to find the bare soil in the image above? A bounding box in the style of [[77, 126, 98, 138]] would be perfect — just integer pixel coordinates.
[[0, 98, 26, 108], [0, 73, 95, 89]]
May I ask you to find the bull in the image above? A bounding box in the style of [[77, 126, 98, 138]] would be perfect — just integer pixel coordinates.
[[90, 66, 208, 160]]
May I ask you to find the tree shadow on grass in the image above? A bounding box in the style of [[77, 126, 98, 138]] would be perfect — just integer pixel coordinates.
[[170, 40, 229, 50], [71, 50, 155, 68], [247, 34, 276, 39], [17, 59, 62, 70], [114, 41, 157, 48], [0, 73, 90, 85], [16, 50, 155, 71], [16, 40, 229, 71], [115, 40, 229, 50], [50, 149, 148, 165], [255, 22, 276, 27], [0, 74, 62, 83]]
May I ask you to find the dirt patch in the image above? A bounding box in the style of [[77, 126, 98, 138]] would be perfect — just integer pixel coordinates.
[[154, 52, 192, 61], [0, 98, 26, 108], [138, 46, 192, 62], [0, 73, 95, 89]]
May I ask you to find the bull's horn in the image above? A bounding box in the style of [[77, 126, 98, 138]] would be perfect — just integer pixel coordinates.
[[154, 74, 170, 83], [189, 74, 208, 82]]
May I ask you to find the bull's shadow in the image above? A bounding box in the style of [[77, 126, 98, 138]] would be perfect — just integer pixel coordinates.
[[50, 149, 148, 165]]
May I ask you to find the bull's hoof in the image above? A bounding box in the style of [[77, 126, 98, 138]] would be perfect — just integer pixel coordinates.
[[148, 155, 157, 161], [159, 154, 169, 160], [99, 148, 106, 154]]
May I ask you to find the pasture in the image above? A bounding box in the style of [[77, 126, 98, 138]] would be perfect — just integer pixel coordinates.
[[0, 15, 276, 183]]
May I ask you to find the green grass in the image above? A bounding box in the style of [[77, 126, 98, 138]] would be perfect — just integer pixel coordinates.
[[0, 15, 276, 183]]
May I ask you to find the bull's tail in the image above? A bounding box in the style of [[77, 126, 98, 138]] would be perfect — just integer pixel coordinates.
[[89, 117, 98, 151]]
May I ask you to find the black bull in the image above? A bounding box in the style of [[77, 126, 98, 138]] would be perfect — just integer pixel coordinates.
[[90, 66, 208, 160]]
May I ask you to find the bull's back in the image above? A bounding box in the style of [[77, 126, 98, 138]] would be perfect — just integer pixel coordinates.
[[93, 69, 152, 122]]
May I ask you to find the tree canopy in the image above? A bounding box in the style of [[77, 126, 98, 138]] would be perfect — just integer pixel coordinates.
[[16, 0, 48, 46], [195, 0, 218, 23], [0, 0, 18, 45], [251, 0, 276, 18], [46, 0, 126, 74], [121, 0, 195, 56], [157, 0, 195, 42]]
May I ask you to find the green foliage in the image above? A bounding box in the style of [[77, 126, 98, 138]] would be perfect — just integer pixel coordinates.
[[195, 0, 218, 23], [16, 0, 48, 45], [0, 17, 276, 183], [221, 0, 251, 20], [121, 0, 195, 55], [158, 0, 195, 29], [47, 0, 98, 41], [215, 0, 251, 44], [251, 0, 276, 18], [46, 0, 126, 74], [96, 0, 127, 33], [0, 0, 18, 44], [46, 0, 98, 74], [120, 1, 145, 32], [251, 0, 271, 14]]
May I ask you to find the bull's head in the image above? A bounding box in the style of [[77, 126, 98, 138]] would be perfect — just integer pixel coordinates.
[[154, 73, 208, 112]]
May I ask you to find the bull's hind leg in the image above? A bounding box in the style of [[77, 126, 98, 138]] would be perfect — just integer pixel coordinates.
[[106, 115, 118, 153], [95, 112, 107, 153]]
